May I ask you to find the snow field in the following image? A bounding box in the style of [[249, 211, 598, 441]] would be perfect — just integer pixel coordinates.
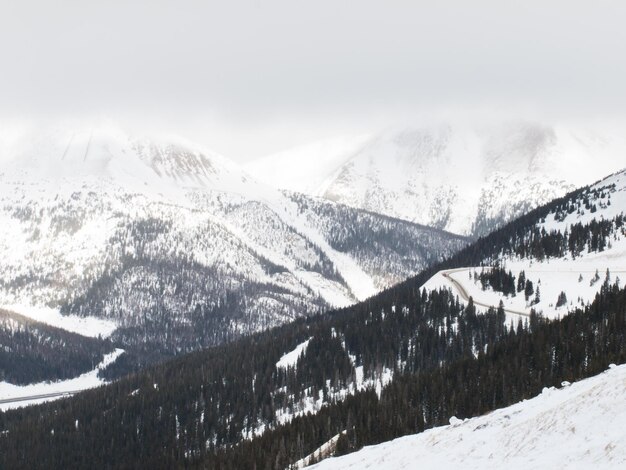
[[1, 304, 118, 338], [276, 338, 313, 370], [309, 363, 626, 470]]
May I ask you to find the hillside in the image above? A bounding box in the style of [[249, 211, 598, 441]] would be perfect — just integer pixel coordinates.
[[0, 168, 623, 468], [0, 309, 114, 385], [424, 168, 626, 320]]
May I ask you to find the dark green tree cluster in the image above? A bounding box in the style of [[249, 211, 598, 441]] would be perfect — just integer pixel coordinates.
[[524, 279, 534, 301], [508, 216, 622, 261], [478, 266, 516, 295]]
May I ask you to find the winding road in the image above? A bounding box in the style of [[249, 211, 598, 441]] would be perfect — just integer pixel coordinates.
[[440, 265, 626, 320], [440, 268, 532, 318]]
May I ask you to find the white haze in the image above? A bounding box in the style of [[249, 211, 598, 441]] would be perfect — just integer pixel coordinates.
[[1, 1, 626, 160]]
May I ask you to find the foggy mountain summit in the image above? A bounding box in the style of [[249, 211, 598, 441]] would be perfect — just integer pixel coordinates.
[[248, 120, 626, 236]]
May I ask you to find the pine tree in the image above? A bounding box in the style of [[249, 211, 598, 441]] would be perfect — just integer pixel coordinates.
[[533, 286, 540, 306], [517, 271, 526, 292], [524, 280, 534, 302]]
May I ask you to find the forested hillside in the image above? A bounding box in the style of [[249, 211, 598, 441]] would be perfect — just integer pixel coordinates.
[[0, 309, 114, 385]]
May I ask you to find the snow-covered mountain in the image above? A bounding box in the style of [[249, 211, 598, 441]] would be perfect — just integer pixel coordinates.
[[248, 121, 626, 236], [0, 124, 466, 355], [309, 363, 626, 470], [260, 168, 625, 464], [245, 135, 370, 194]]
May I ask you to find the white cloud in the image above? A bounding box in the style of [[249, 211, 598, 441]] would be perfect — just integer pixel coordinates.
[[1, 1, 625, 159]]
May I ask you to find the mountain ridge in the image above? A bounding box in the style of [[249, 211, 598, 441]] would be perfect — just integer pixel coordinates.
[[248, 121, 626, 236]]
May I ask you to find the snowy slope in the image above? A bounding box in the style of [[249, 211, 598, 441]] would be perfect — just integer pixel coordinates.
[[276, 338, 312, 370], [1, 304, 117, 338], [0, 123, 465, 353], [250, 121, 626, 236], [0, 122, 249, 195], [309, 364, 626, 470], [423, 169, 626, 322], [244, 135, 370, 194]]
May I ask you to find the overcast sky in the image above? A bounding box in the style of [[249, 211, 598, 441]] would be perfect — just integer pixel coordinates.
[[1, 1, 625, 160]]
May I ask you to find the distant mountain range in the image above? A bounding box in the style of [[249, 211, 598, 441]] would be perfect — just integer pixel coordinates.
[[247, 120, 626, 236]]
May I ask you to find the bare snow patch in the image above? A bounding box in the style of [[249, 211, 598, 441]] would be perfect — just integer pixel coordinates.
[[294, 431, 347, 468], [1, 304, 118, 338], [276, 338, 313, 370]]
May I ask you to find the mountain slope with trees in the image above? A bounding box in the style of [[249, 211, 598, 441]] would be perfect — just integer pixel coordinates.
[[0, 309, 114, 385], [0, 168, 623, 468], [0, 125, 466, 369]]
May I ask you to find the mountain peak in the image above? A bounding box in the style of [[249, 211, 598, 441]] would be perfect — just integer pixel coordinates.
[[249, 120, 626, 236], [0, 123, 254, 198]]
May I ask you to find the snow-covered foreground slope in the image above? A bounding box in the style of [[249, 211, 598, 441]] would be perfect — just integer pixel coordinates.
[[251, 121, 626, 236], [309, 364, 626, 470], [0, 349, 124, 411], [0, 123, 465, 354]]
